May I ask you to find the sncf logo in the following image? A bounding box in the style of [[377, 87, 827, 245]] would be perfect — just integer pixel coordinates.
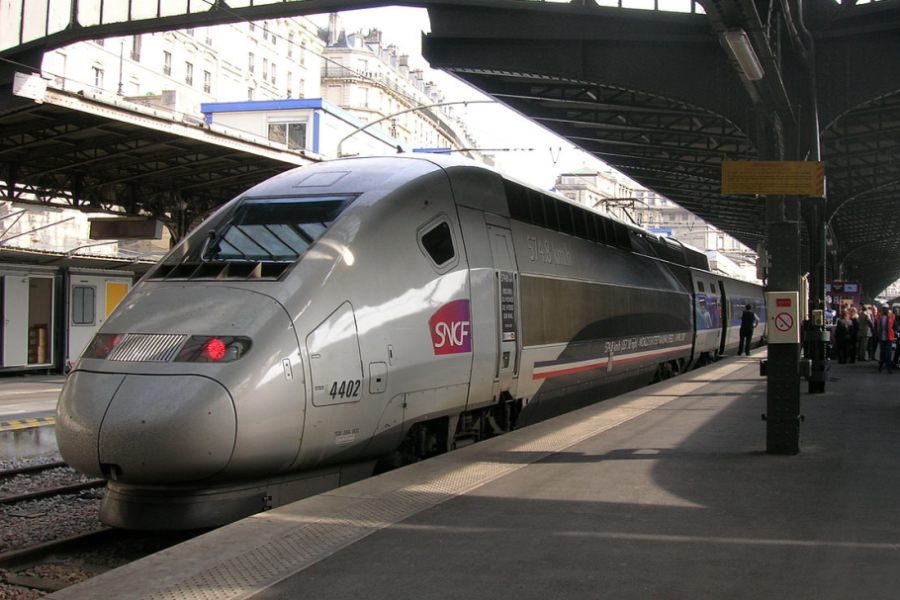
[[429, 299, 472, 355]]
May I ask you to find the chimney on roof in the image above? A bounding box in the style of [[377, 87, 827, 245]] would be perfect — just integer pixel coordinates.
[[327, 13, 340, 46]]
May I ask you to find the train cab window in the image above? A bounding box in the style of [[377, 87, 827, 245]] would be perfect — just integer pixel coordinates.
[[419, 220, 457, 270], [200, 195, 353, 262], [72, 286, 96, 325]]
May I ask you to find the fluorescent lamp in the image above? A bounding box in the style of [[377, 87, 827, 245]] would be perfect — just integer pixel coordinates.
[[723, 29, 765, 81]]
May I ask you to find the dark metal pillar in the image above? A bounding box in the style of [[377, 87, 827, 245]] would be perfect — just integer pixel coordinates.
[[805, 197, 829, 394], [755, 106, 803, 454], [766, 215, 802, 454]]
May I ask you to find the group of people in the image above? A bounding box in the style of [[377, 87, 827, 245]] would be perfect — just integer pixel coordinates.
[[832, 304, 899, 372]]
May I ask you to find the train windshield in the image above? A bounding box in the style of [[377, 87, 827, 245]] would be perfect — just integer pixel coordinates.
[[202, 196, 351, 261]]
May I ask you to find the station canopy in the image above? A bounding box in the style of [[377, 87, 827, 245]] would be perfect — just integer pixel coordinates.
[[1, 0, 900, 295]]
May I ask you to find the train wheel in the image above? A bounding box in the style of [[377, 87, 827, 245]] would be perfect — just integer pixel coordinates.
[[655, 361, 676, 382]]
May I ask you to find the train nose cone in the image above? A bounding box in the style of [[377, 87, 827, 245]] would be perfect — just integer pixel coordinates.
[[58, 372, 236, 483]]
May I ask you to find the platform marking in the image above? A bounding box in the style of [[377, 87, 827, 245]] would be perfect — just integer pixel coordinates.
[[0, 417, 55, 432], [48, 355, 760, 600]]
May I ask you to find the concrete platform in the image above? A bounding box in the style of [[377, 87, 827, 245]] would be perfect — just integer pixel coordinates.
[[49, 351, 900, 599]]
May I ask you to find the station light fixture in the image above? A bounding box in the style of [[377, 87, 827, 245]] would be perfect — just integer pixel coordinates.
[[723, 29, 765, 82]]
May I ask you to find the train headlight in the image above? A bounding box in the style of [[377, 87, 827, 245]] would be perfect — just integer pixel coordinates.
[[82, 334, 122, 359], [175, 336, 252, 363]]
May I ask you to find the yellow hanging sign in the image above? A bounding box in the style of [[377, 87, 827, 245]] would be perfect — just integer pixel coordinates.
[[721, 161, 825, 197]]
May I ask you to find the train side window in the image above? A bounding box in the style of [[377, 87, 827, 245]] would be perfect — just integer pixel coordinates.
[[72, 286, 96, 325], [558, 204, 575, 236], [698, 282, 705, 293], [711, 284, 717, 294], [505, 180, 531, 222], [593, 215, 607, 244], [418, 219, 457, 271], [543, 197, 559, 231]]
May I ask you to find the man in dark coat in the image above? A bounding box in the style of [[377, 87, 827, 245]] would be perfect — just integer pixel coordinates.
[[738, 304, 758, 356]]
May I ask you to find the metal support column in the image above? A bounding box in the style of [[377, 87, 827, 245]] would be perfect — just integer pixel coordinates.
[[766, 216, 802, 454], [805, 197, 829, 393]]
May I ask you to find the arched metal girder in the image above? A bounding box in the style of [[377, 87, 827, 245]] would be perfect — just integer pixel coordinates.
[[424, 0, 900, 297], [2, 0, 900, 293]]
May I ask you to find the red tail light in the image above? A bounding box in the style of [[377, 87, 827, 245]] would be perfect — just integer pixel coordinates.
[[204, 338, 227, 361], [175, 336, 251, 363]]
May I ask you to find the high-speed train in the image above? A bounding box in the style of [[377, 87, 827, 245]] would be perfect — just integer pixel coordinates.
[[56, 155, 765, 530]]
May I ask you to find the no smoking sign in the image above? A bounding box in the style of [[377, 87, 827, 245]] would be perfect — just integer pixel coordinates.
[[774, 312, 794, 332], [766, 291, 801, 344]]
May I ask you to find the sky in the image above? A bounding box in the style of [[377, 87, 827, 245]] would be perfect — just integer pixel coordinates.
[[313, 7, 611, 190]]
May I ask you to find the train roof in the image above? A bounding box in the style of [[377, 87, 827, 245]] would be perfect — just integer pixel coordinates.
[[235, 154, 711, 272]]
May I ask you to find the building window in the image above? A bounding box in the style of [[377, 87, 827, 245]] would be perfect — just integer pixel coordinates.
[[95, 38, 104, 47], [163, 51, 172, 75], [203, 70, 211, 93], [185, 61, 193, 86], [130, 35, 142, 61], [72, 286, 96, 325], [287, 33, 293, 58], [247, 87, 253, 100], [287, 71, 293, 97], [248, 52, 255, 74], [300, 42, 306, 66], [186, 28, 195, 37], [263, 58, 268, 81], [92, 66, 104, 89], [268, 122, 307, 150], [263, 22, 270, 42], [271, 63, 277, 85]]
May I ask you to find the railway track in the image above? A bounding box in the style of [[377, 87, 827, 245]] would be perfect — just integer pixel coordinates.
[[0, 527, 198, 596], [0, 462, 105, 507]]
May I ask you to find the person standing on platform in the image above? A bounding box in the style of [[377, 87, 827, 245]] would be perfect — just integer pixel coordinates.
[[834, 309, 851, 364], [738, 304, 758, 356], [875, 305, 895, 373], [857, 305, 873, 361], [892, 306, 900, 370], [847, 307, 859, 363], [867, 305, 879, 360]]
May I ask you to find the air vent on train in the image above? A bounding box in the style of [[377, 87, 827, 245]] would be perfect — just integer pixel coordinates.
[[149, 261, 291, 281]]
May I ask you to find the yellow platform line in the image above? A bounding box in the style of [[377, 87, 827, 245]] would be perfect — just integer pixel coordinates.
[[0, 416, 56, 432]]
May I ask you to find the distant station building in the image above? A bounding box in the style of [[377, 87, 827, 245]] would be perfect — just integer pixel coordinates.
[[35, 14, 480, 162], [319, 17, 482, 160], [40, 18, 325, 117]]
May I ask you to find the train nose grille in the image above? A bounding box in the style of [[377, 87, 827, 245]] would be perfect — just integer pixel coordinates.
[[107, 334, 188, 362]]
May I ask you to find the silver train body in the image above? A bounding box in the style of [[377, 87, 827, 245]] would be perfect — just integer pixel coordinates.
[[57, 155, 765, 530]]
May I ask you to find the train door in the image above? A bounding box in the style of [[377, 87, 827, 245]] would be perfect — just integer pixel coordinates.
[[486, 225, 519, 394], [67, 275, 132, 362], [69, 277, 99, 362], [717, 279, 729, 355], [2, 275, 29, 367], [1, 274, 54, 368]]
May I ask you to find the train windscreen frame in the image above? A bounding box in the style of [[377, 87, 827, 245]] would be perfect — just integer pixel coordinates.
[[206, 196, 352, 262], [168, 194, 356, 265]]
